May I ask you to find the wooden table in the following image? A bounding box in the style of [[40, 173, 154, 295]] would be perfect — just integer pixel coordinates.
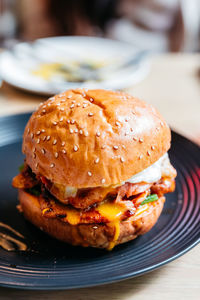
[[0, 54, 199, 299]]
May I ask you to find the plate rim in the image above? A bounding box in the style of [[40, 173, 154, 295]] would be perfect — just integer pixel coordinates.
[[0, 112, 199, 290]]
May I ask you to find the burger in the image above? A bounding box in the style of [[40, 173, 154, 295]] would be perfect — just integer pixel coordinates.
[[12, 89, 177, 250]]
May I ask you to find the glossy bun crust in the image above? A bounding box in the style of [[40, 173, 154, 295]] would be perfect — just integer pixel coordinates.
[[19, 190, 165, 249], [23, 89, 171, 188]]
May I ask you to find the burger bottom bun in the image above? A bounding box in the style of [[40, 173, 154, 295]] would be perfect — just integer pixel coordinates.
[[18, 190, 165, 249]]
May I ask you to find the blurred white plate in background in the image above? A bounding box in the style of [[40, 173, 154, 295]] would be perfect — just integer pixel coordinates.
[[0, 36, 150, 95]]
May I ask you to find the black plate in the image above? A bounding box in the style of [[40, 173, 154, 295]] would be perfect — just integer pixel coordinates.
[[0, 113, 199, 290]]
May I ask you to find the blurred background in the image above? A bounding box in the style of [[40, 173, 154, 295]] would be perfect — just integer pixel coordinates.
[[0, 0, 200, 142], [1, 0, 200, 52]]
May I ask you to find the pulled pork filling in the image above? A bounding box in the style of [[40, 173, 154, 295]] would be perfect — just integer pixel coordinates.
[[13, 154, 176, 225]]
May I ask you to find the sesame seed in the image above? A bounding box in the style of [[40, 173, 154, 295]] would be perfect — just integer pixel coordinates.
[[36, 138, 40, 144], [41, 148, 45, 154], [72, 100, 76, 104], [147, 151, 151, 156], [94, 157, 99, 164], [35, 163, 38, 168], [42, 109, 46, 113], [60, 117, 64, 122], [31, 133, 34, 139], [50, 163, 55, 168], [83, 103, 88, 108], [79, 129, 83, 135], [77, 103, 80, 107], [69, 129, 73, 134], [43, 136, 46, 141], [61, 99, 66, 103], [55, 152, 59, 158], [88, 112, 93, 117], [74, 145, 78, 152], [88, 171, 92, 176], [33, 153, 36, 159], [82, 92, 86, 97], [151, 146, 155, 150], [47, 103, 51, 107], [56, 103, 61, 106], [62, 149, 66, 154], [41, 129, 45, 133], [74, 128, 78, 133], [53, 121, 57, 126], [36, 130, 41, 135], [139, 138, 144, 143], [49, 97, 55, 100], [47, 136, 51, 141], [60, 108, 65, 112], [89, 98, 94, 102], [67, 119, 70, 124], [160, 122, 164, 127], [115, 121, 120, 126], [84, 131, 89, 137], [96, 131, 101, 137], [27, 128, 30, 134], [113, 145, 119, 150], [71, 119, 75, 124], [53, 139, 57, 145], [101, 178, 106, 184], [33, 147, 36, 152], [133, 137, 138, 141], [120, 157, 125, 163], [101, 145, 106, 149], [132, 111, 136, 115], [61, 141, 65, 146], [70, 104, 75, 109], [139, 155, 143, 160], [67, 95, 72, 99], [122, 145, 126, 149]]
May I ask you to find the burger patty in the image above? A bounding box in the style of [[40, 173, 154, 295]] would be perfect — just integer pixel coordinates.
[[13, 163, 175, 211], [13, 164, 176, 224]]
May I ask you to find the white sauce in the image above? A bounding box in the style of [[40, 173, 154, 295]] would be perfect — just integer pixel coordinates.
[[63, 153, 171, 197], [126, 153, 169, 184], [64, 186, 78, 198]]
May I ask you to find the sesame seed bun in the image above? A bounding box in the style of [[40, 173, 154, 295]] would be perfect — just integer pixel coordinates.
[[23, 89, 171, 188], [18, 189, 165, 249]]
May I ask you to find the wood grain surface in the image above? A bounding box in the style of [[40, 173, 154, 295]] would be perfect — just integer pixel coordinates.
[[0, 53, 199, 299]]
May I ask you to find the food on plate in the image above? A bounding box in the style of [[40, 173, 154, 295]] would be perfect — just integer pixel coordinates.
[[12, 89, 176, 250]]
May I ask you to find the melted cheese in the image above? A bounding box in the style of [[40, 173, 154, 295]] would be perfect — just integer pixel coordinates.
[[107, 221, 120, 250], [134, 204, 149, 217], [96, 202, 126, 221], [66, 209, 80, 225], [96, 202, 126, 250]]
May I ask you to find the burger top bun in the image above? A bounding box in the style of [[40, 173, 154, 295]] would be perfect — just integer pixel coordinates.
[[23, 89, 171, 188]]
